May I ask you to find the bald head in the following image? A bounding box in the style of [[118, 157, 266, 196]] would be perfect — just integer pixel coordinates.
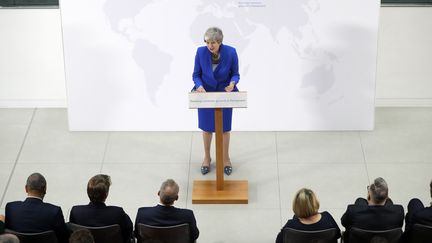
[[25, 172, 47, 198]]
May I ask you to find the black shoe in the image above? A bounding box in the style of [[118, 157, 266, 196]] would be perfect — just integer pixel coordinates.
[[201, 165, 210, 175], [224, 166, 232, 176]]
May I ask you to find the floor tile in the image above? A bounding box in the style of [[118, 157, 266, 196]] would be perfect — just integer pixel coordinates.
[[277, 132, 365, 163], [279, 163, 369, 210], [18, 109, 108, 163], [0, 164, 14, 203], [104, 132, 192, 163], [0, 109, 34, 125], [361, 123, 432, 163], [0, 109, 33, 163], [101, 163, 190, 210], [0, 125, 29, 163]]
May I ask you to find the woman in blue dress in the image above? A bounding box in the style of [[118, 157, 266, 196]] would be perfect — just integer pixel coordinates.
[[192, 27, 240, 176]]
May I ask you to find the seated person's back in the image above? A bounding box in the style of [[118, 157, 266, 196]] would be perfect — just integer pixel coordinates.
[[404, 179, 432, 239], [135, 179, 199, 243], [5, 172, 68, 243], [0, 214, 5, 234], [69, 174, 133, 243], [341, 177, 404, 243], [275, 188, 340, 243]]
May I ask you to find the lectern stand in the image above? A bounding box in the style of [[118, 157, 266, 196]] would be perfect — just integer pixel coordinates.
[[189, 92, 249, 204]]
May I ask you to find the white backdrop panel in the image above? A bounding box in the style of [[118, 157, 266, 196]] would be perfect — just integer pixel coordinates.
[[60, 0, 379, 131]]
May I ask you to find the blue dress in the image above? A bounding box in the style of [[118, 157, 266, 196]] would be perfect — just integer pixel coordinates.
[[192, 44, 240, 132]]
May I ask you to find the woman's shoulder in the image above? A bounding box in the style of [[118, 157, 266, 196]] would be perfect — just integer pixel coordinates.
[[321, 211, 336, 219], [196, 46, 208, 54]]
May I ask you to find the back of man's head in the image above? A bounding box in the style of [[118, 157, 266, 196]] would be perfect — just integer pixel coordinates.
[[69, 229, 95, 243], [87, 174, 111, 203], [159, 179, 179, 206], [369, 177, 388, 205], [0, 234, 20, 243], [25, 172, 47, 197]]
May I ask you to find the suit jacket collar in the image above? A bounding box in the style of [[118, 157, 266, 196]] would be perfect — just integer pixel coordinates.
[[24, 197, 43, 203], [156, 204, 175, 209], [89, 201, 106, 207]]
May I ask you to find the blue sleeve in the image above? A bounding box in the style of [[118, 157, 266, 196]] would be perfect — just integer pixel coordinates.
[[230, 48, 240, 84], [192, 50, 203, 88]]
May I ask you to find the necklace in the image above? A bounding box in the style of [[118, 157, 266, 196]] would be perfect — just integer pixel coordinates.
[[211, 53, 220, 64]]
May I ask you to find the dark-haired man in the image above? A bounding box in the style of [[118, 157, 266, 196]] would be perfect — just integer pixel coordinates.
[[134, 179, 199, 242], [69, 174, 133, 243], [341, 177, 404, 243], [404, 179, 432, 240], [5, 172, 68, 243]]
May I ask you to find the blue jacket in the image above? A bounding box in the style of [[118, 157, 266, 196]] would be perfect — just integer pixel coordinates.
[[192, 44, 240, 91]]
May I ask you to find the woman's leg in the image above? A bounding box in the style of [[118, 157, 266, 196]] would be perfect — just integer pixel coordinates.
[[223, 132, 231, 166], [202, 131, 212, 166]]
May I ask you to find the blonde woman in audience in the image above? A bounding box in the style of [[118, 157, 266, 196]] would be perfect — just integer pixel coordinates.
[[275, 188, 341, 243]]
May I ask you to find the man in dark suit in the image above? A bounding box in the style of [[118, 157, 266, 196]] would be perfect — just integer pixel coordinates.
[[135, 179, 199, 243], [341, 177, 404, 243], [5, 172, 69, 243], [404, 179, 432, 240], [69, 174, 133, 243]]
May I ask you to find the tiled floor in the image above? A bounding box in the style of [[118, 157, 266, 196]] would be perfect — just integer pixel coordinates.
[[0, 108, 431, 243]]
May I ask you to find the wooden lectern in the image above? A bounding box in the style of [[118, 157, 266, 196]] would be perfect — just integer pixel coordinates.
[[189, 91, 248, 204]]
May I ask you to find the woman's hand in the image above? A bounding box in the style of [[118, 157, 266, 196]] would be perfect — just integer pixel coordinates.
[[225, 82, 235, 92], [196, 86, 206, 92]]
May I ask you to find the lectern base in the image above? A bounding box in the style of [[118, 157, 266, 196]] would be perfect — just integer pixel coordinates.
[[192, 180, 249, 204]]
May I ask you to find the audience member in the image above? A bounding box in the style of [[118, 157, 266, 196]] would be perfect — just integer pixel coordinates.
[[341, 177, 404, 243], [0, 214, 4, 234], [69, 174, 133, 243], [404, 179, 432, 240], [275, 188, 341, 243], [69, 228, 95, 243], [5, 172, 68, 243], [0, 234, 20, 243], [134, 179, 199, 243]]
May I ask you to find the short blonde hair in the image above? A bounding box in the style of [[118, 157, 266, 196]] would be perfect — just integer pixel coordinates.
[[292, 188, 320, 218]]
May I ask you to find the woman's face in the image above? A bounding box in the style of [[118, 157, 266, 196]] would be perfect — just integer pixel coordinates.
[[206, 40, 221, 54]]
